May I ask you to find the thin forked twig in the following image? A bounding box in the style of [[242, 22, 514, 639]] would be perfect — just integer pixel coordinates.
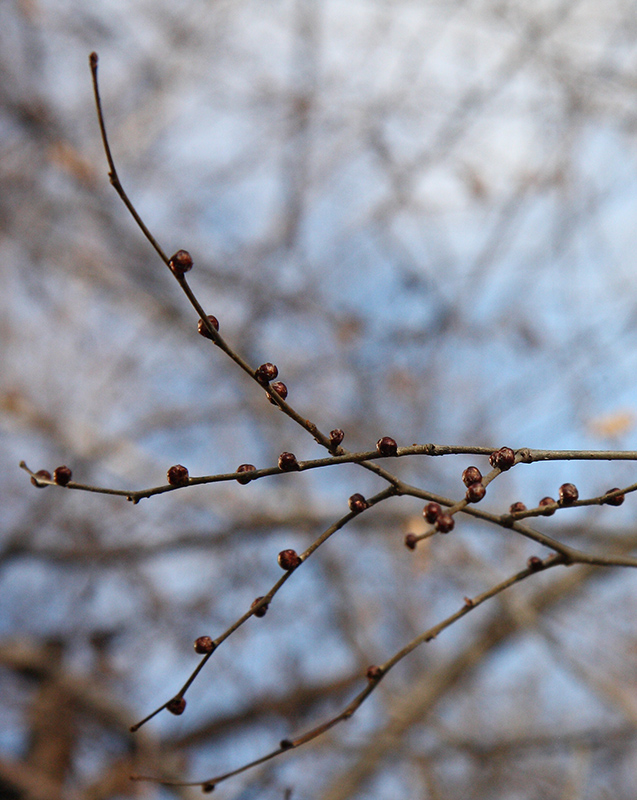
[[132, 552, 567, 791]]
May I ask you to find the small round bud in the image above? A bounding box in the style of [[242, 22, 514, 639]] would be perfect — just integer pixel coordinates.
[[435, 513, 455, 533], [251, 597, 269, 618], [53, 465, 72, 486], [329, 429, 345, 448], [366, 665, 383, 681], [202, 783, 216, 793], [376, 436, 398, 457], [423, 502, 442, 524], [527, 556, 543, 571], [236, 464, 257, 484], [462, 466, 482, 487], [168, 249, 193, 276], [465, 482, 486, 503], [278, 452, 299, 471], [194, 636, 215, 654], [603, 488, 625, 506], [509, 501, 527, 515], [404, 533, 418, 550], [197, 316, 219, 340], [348, 493, 369, 513], [558, 483, 579, 506], [277, 549, 302, 570], [279, 739, 293, 750], [31, 470, 51, 488], [255, 363, 278, 385], [490, 447, 515, 470], [539, 497, 556, 516], [267, 381, 288, 404], [166, 697, 186, 715], [167, 464, 189, 486]]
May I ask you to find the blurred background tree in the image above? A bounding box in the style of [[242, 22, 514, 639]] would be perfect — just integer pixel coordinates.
[[3, 0, 637, 798]]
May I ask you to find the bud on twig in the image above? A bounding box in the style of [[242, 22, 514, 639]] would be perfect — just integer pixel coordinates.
[[465, 482, 486, 503], [255, 363, 278, 385], [31, 470, 51, 488], [539, 497, 556, 516], [236, 464, 257, 484], [194, 636, 215, 654], [348, 493, 368, 513], [168, 249, 193, 277], [53, 465, 72, 486], [167, 464, 190, 486], [489, 447, 515, 470], [277, 549, 302, 570], [251, 597, 269, 617], [558, 483, 579, 506], [376, 436, 398, 457], [404, 533, 418, 550], [166, 697, 186, 715], [462, 466, 482, 486], [423, 502, 442, 524], [197, 315, 219, 339], [603, 488, 625, 506], [278, 452, 300, 471], [435, 513, 455, 533], [267, 382, 288, 404]]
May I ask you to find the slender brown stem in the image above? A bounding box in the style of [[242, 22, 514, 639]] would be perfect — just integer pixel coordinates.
[[133, 553, 569, 790]]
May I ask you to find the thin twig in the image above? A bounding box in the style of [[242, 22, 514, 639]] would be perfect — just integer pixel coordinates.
[[132, 552, 567, 790]]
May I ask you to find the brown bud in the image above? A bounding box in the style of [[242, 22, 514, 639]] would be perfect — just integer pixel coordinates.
[[194, 636, 215, 654], [278, 452, 300, 471], [31, 470, 51, 488], [465, 482, 486, 503], [366, 665, 383, 680], [267, 381, 288, 404], [167, 464, 189, 486], [255, 363, 278, 385], [558, 483, 579, 506], [539, 497, 556, 515], [435, 513, 455, 533], [53, 465, 72, 486], [168, 249, 193, 276], [197, 316, 219, 339], [202, 784, 216, 793], [251, 597, 269, 618], [236, 464, 257, 484], [462, 466, 482, 487], [527, 556, 543, 571], [166, 697, 186, 715], [277, 549, 302, 570], [376, 436, 398, 457], [279, 739, 293, 750], [348, 493, 368, 513], [423, 502, 442, 523], [490, 447, 515, 470], [404, 533, 418, 550], [509, 501, 527, 515], [603, 488, 625, 506], [329, 429, 345, 448]]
